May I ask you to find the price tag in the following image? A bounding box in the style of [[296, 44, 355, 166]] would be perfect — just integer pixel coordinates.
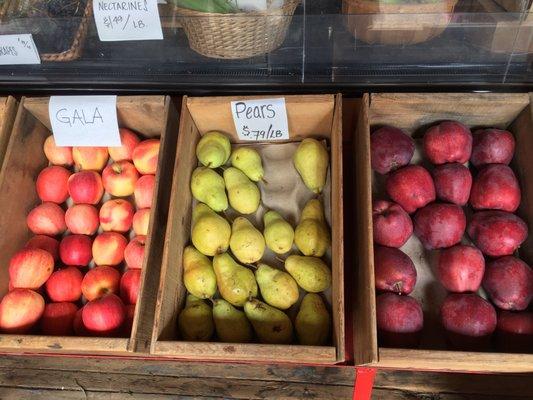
[[231, 98, 289, 141], [49, 96, 121, 147], [0, 34, 40, 65], [94, 0, 163, 41]]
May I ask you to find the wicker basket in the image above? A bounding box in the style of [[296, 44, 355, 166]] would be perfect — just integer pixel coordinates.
[[174, 0, 301, 59], [342, 0, 457, 45]]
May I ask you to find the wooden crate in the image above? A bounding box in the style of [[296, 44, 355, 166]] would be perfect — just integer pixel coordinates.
[[354, 92, 533, 373], [151, 94, 345, 364], [0, 96, 18, 171], [0, 96, 180, 355]]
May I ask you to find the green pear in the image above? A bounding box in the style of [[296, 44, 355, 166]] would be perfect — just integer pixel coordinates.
[[230, 147, 264, 182], [191, 203, 231, 256], [293, 138, 329, 194], [191, 167, 228, 212], [294, 199, 330, 257], [212, 299, 253, 343], [285, 255, 331, 293], [245, 299, 293, 344], [263, 211, 294, 254], [213, 253, 258, 307], [183, 245, 217, 299], [255, 263, 299, 310], [178, 294, 214, 341], [196, 131, 231, 168], [295, 293, 330, 345], [230, 217, 265, 264], [223, 167, 260, 214]]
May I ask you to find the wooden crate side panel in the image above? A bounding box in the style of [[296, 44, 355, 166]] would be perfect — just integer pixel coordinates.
[[353, 94, 378, 365], [0, 96, 18, 172], [0, 335, 129, 354], [130, 97, 180, 353]]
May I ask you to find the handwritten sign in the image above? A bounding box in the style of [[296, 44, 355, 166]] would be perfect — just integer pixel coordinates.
[[231, 98, 289, 141], [0, 34, 40, 65], [94, 0, 163, 41], [49, 96, 121, 147]]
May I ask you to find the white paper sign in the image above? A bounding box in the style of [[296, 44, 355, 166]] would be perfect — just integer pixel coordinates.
[[0, 34, 41, 65], [94, 0, 163, 41], [49, 96, 121, 147], [231, 98, 289, 141]]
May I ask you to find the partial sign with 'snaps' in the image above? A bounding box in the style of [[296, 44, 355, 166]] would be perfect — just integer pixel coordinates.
[[49, 96, 121, 147], [231, 98, 289, 141]]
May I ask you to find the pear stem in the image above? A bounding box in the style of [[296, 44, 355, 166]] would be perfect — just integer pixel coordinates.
[[261, 177, 269, 185], [246, 263, 258, 270], [275, 256, 286, 264]]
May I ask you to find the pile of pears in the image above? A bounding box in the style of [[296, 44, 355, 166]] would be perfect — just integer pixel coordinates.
[[180, 131, 333, 346]]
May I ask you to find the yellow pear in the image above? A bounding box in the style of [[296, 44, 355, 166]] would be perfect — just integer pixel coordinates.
[[223, 167, 260, 214], [244, 299, 293, 344], [190, 167, 228, 212], [294, 199, 330, 257], [263, 210, 294, 254], [183, 245, 217, 299], [285, 255, 331, 293], [293, 138, 329, 194], [255, 263, 299, 310], [196, 131, 231, 168], [212, 299, 253, 343], [191, 203, 231, 256], [230, 217, 265, 264], [295, 293, 330, 345], [178, 294, 214, 341], [230, 147, 264, 182], [213, 253, 258, 307]]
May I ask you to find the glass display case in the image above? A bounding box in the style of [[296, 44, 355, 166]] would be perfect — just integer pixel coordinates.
[[0, 0, 530, 86]]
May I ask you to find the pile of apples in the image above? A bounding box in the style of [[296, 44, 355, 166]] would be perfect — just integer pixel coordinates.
[[0, 128, 160, 337], [179, 132, 332, 345], [371, 122, 533, 352]]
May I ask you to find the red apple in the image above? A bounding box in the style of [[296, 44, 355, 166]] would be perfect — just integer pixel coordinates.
[[72, 146, 109, 171], [372, 200, 413, 248], [423, 121, 472, 165], [99, 199, 134, 233], [73, 308, 90, 336], [68, 171, 104, 205], [437, 245, 485, 293], [470, 164, 521, 212], [471, 128, 515, 168], [120, 304, 136, 337], [467, 211, 528, 257], [120, 269, 141, 305], [124, 236, 146, 270], [81, 265, 121, 301], [432, 163, 472, 206], [45, 267, 83, 302], [386, 165, 436, 213], [27, 202, 66, 236], [108, 128, 141, 162], [132, 139, 160, 175], [59, 234, 92, 267], [40, 302, 78, 336], [25, 235, 59, 261], [65, 204, 99, 235], [0, 289, 45, 333], [43, 135, 73, 167], [496, 311, 533, 353], [92, 232, 128, 266], [102, 161, 140, 197], [376, 293, 423, 348], [132, 208, 150, 236], [9, 248, 54, 290], [482, 256, 533, 311], [36, 166, 71, 204], [82, 293, 125, 336], [370, 126, 415, 174], [414, 203, 466, 250], [441, 293, 496, 350], [374, 245, 416, 295], [134, 174, 155, 209]]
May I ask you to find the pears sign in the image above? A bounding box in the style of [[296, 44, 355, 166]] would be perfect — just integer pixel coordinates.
[[231, 98, 289, 141]]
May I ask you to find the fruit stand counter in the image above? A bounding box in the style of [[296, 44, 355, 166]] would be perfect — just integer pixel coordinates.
[[0, 355, 531, 399]]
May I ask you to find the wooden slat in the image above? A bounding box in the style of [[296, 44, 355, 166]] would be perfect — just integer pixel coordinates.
[[0, 96, 18, 171]]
